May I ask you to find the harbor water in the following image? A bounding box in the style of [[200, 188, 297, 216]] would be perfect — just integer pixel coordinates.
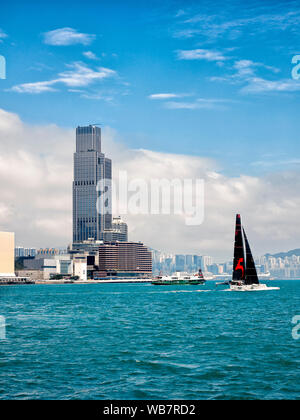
[[0, 281, 300, 400]]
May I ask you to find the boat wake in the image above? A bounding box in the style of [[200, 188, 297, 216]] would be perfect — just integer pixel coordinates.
[[150, 289, 212, 294], [168, 289, 211, 293]]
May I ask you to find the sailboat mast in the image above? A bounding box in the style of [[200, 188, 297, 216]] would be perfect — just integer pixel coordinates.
[[232, 214, 246, 281]]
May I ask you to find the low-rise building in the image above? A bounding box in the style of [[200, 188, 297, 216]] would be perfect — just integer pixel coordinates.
[[74, 261, 87, 281], [97, 241, 152, 278], [0, 232, 31, 284], [24, 255, 73, 280], [15, 270, 43, 281]]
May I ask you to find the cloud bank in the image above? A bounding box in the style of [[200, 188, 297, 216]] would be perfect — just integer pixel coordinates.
[[0, 108, 299, 260]]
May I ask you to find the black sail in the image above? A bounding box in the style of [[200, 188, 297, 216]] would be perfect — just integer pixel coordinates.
[[232, 214, 245, 281], [243, 228, 259, 285]]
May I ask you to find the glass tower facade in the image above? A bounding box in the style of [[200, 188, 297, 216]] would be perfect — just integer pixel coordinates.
[[73, 125, 112, 243]]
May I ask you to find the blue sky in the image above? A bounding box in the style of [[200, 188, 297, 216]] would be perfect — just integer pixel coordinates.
[[1, 0, 300, 177], [1, 0, 300, 255]]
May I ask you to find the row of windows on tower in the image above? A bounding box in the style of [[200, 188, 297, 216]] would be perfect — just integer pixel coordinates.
[[77, 126, 100, 134], [74, 181, 95, 186], [77, 217, 98, 224]]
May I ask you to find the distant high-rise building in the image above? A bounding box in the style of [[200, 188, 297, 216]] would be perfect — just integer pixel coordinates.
[[15, 247, 36, 258], [175, 254, 185, 272], [201, 255, 213, 271], [111, 216, 128, 241], [73, 125, 112, 243]]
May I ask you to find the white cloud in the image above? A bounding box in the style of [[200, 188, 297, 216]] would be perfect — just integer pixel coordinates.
[[148, 93, 232, 109], [148, 93, 185, 100], [177, 49, 227, 62], [10, 62, 117, 94], [210, 58, 298, 94], [164, 101, 200, 109], [0, 108, 73, 245], [163, 98, 231, 110], [11, 81, 57, 94], [0, 29, 7, 41], [43, 27, 95, 46], [1, 108, 300, 259], [252, 158, 300, 168], [58, 63, 116, 87], [211, 59, 279, 83], [80, 91, 114, 102], [83, 51, 98, 60], [173, 7, 300, 41], [242, 77, 300, 93], [235, 60, 279, 75]]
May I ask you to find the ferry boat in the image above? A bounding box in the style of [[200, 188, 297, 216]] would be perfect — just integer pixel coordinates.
[[229, 214, 280, 292], [152, 269, 206, 286]]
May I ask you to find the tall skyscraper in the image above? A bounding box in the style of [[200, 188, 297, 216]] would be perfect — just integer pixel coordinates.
[[73, 125, 112, 243]]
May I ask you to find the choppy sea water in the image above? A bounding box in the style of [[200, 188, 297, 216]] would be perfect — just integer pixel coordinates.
[[0, 281, 300, 400]]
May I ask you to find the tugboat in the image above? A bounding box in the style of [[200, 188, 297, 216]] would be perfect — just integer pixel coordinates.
[[152, 269, 206, 286], [229, 214, 279, 292]]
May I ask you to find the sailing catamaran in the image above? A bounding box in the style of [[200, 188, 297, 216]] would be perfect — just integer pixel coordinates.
[[229, 214, 280, 292]]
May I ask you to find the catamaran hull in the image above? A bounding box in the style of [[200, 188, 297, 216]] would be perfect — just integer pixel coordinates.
[[230, 283, 280, 292]]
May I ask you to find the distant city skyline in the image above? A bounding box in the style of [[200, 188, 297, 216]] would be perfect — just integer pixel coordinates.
[[1, 0, 300, 259], [15, 244, 300, 279]]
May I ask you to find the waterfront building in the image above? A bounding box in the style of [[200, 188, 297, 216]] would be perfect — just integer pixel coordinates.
[[23, 258, 44, 270], [74, 261, 87, 281], [44, 256, 73, 280], [69, 239, 103, 267], [43, 259, 57, 280], [73, 125, 112, 243], [97, 241, 152, 278], [24, 255, 73, 280], [71, 253, 96, 279], [57, 257, 73, 277], [0, 232, 15, 277], [15, 270, 44, 281], [0, 232, 30, 284]]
